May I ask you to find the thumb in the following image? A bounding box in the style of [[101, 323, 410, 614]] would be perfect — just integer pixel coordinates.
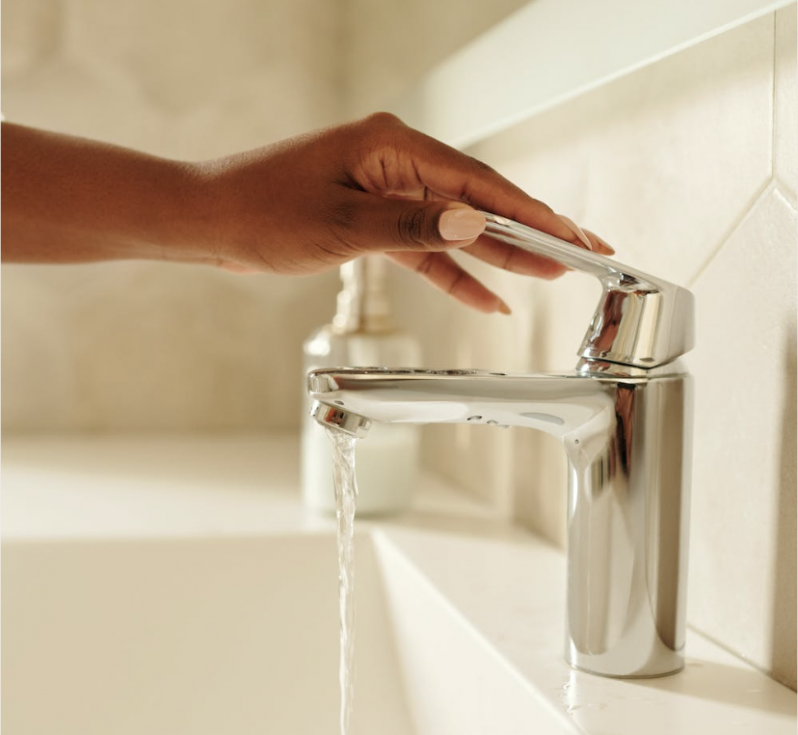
[[435, 205, 488, 245], [354, 197, 487, 252]]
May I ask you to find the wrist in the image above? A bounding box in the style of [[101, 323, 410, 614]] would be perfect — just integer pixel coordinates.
[[163, 160, 222, 262]]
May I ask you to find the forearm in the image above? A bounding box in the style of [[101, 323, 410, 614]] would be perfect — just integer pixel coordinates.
[[1, 122, 210, 264]]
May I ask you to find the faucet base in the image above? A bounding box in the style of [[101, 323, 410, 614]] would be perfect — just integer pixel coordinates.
[[564, 373, 692, 679], [567, 659, 685, 679]]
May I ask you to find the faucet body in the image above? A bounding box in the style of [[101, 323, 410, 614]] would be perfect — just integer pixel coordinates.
[[308, 214, 694, 678], [309, 363, 691, 678]]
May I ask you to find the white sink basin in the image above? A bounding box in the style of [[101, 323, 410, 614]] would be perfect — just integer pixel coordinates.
[[3, 436, 794, 735], [1, 532, 573, 735], [2, 534, 406, 735]]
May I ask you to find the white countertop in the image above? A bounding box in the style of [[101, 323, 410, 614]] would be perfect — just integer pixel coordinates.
[[3, 434, 795, 734]]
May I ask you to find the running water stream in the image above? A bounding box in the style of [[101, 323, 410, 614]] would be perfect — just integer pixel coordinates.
[[327, 428, 358, 735]]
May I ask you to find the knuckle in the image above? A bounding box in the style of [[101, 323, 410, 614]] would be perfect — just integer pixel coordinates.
[[446, 270, 467, 296], [466, 154, 497, 175], [323, 201, 363, 255], [501, 246, 520, 272], [349, 113, 406, 174], [327, 200, 357, 232], [396, 208, 428, 248], [363, 111, 403, 129], [355, 112, 409, 157], [413, 252, 437, 277]]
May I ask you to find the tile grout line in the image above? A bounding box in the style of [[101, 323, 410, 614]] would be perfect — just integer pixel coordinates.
[[688, 13, 781, 291], [772, 184, 798, 213], [771, 7, 798, 213], [766, 11, 797, 209], [687, 177, 776, 289], [772, 12, 779, 182]]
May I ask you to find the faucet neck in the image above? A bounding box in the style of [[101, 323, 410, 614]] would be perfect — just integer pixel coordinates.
[[576, 357, 689, 379]]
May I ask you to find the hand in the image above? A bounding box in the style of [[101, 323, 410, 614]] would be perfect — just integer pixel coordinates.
[[2, 114, 613, 314], [196, 112, 614, 313]]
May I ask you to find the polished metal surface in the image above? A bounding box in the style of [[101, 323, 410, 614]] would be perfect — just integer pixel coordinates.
[[483, 213, 695, 369], [310, 401, 371, 438], [308, 214, 694, 679]]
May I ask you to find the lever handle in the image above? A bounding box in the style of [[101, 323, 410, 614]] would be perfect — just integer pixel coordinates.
[[482, 213, 695, 369]]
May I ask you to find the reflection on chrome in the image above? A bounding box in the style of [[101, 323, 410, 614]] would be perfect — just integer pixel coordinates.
[[308, 215, 693, 679]]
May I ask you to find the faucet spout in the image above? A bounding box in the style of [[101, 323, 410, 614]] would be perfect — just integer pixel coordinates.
[[310, 401, 371, 438], [309, 365, 692, 679], [308, 368, 615, 437]]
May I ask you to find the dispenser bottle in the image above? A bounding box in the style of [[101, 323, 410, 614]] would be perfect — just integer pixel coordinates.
[[301, 256, 421, 515]]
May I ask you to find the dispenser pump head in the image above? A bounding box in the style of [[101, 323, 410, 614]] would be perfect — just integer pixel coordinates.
[[333, 256, 394, 334]]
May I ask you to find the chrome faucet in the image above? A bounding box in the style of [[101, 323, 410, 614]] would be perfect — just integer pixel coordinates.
[[307, 213, 693, 679]]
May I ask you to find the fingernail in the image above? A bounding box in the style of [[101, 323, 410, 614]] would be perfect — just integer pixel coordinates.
[[557, 214, 594, 251], [583, 227, 616, 255], [498, 299, 512, 315], [439, 208, 486, 241], [594, 234, 616, 255]]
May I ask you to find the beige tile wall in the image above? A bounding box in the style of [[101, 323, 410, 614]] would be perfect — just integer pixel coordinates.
[[342, 0, 530, 119], [393, 8, 798, 690]]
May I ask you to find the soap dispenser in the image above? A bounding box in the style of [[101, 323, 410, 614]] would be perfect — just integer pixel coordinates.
[[301, 256, 421, 515]]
